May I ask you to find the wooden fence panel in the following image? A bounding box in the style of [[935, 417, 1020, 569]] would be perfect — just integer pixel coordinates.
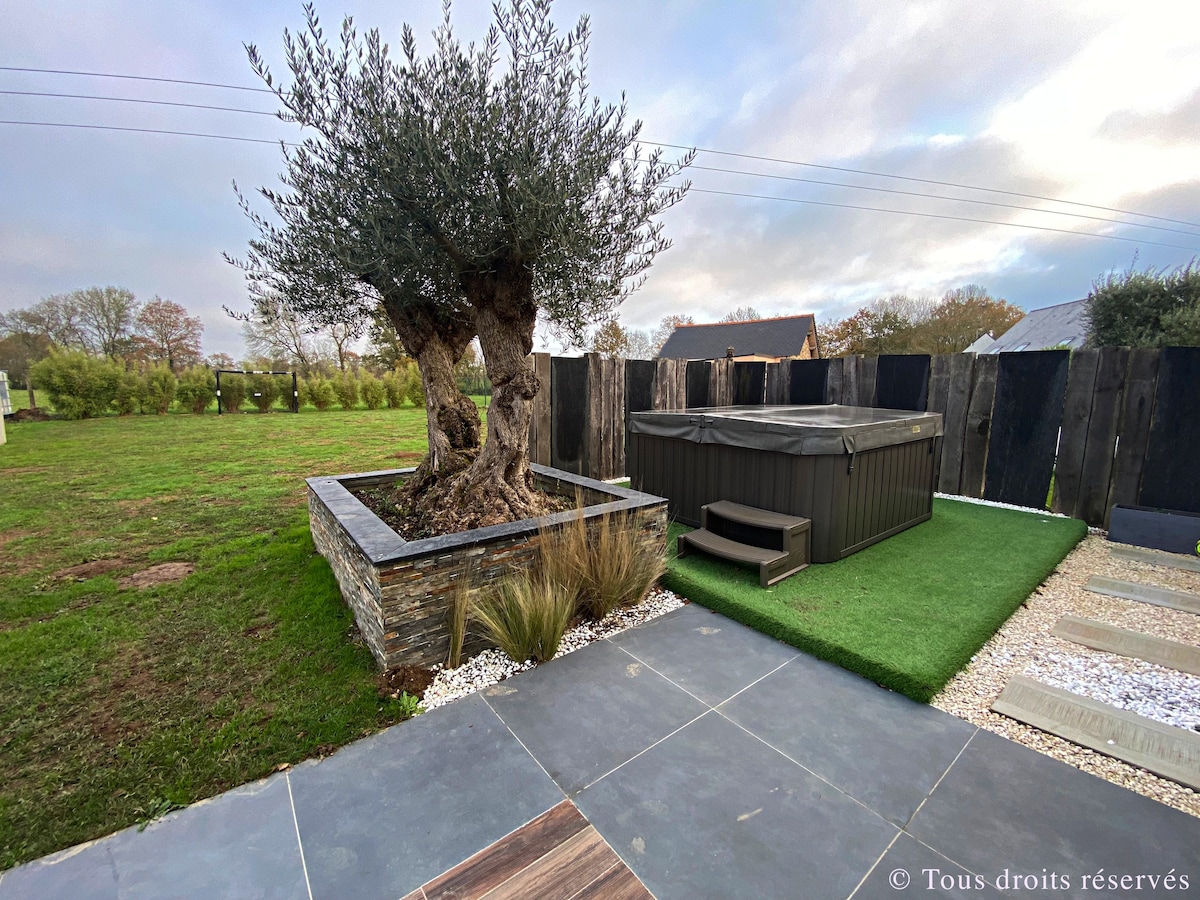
[[860, 356, 878, 407], [733, 361, 766, 405], [550, 356, 588, 475], [842, 355, 861, 407], [1139, 347, 1200, 514], [984, 350, 1070, 509], [928, 354, 951, 419], [824, 357, 844, 404], [875, 354, 931, 411], [709, 358, 734, 407], [1076, 347, 1129, 525], [528, 353, 552, 466], [1052, 348, 1100, 517], [961, 354, 998, 498], [935, 353, 975, 495], [1107, 348, 1161, 522], [686, 360, 709, 408], [789, 359, 827, 404], [624, 359, 655, 478], [765, 361, 788, 404]]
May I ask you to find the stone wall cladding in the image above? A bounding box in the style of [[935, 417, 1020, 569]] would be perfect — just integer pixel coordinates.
[[307, 465, 668, 670]]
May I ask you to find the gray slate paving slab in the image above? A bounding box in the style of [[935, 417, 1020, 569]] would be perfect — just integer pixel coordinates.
[[851, 834, 1004, 899], [907, 728, 1200, 887], [575, 710, 898, 900], [0, 774, 305, 900], [718, 651, 978, 826], [483, 638, 709, 795], [607, 602, 798, 705], [287, 693, 563, 900]]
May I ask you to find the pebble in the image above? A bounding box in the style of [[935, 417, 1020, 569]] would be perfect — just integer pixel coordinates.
[[420, 588, 684, 711]]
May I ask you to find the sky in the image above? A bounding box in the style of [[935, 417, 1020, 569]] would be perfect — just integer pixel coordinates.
[[2, 0, 1199, 358]]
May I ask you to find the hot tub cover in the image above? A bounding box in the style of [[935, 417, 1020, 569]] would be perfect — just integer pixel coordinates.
[[628, 405, 943, 456]]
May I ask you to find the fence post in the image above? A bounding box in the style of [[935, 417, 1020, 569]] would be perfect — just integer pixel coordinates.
[[960, 354, 998, 498]]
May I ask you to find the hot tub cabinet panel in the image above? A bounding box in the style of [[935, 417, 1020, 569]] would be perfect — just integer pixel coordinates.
[[629, 405, 942, 563]]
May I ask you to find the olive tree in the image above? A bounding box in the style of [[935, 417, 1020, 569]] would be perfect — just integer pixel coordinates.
[[237, 0, 689, 529]]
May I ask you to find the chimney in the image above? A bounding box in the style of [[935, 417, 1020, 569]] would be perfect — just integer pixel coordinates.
[[726, 347, 735, 359]]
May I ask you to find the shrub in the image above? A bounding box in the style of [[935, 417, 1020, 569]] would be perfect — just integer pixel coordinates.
[[360, 371, 387, 410], [332, 372, 359, 410], [143, 365, 178, 415], [403, 365, 425, 408], [302, 375, 337, 411], [175, 367, 217, 414], [542, 508, 665, 620], [382, 370, 406, 408], [30, 351, 121, 419], [246, 372, 279, 412], [474, 568, 574, 664], [219, 373, 246, 412], [114, 369, 145, 416]]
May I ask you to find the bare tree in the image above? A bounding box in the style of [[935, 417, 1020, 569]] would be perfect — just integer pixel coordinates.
[[134, 297, 204, 371], [72, 286, 139, 359], [718, 306, 762, 323]]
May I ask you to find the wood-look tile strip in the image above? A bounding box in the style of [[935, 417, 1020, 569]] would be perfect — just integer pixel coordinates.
[[482, 825, 619, 900], [400, 890, 426, 900], [568, 857, 655, 900], [423, 801, 587, 900]]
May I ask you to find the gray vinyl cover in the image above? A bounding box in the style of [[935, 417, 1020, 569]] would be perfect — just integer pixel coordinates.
[[628, 405, 944, 456]]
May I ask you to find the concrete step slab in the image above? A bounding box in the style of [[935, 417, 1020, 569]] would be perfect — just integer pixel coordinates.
[[1110, 545, 1200, 574], [1051, 614, 1200, 676], [992, 676, 1200, 791], [1085, 574, 1200, 616]]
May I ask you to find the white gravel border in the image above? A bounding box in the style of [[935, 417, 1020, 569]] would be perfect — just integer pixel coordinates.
[[419, 587, 684, 711]]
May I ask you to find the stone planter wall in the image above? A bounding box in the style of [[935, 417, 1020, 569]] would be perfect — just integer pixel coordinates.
[[307, 464, 668, 670], [1108, 505, 1200, 557]]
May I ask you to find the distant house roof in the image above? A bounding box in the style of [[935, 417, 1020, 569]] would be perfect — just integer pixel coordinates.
[[987, 299, 1088, 353], [657, 314, 817, 360], [963, 332, 997, 354]]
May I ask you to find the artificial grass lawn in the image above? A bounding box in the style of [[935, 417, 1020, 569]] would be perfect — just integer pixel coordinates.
[[0, 404, 480, 870], [664, 498, 1086, 703]]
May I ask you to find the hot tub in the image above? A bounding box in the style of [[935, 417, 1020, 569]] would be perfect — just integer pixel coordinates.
[[629, 405, 943, 563]]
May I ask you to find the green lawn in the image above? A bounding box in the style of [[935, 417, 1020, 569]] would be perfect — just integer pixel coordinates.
[[664, 499, 1086, 702], [0, 406, 458, 870]]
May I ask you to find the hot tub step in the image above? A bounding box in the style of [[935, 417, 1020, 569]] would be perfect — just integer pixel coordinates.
[[677, 528, 808, 588]]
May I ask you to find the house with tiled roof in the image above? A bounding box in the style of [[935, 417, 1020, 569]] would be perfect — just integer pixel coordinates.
[[983, 299, 1088, 353], [657, 314, 819, 361]]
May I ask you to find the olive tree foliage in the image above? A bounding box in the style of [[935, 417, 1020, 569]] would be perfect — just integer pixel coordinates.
[[236, 1, 690, 528]]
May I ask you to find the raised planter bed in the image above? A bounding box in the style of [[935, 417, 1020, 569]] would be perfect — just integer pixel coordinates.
[[1108, 505, 1200, 557], [307, 464, 668, 669]]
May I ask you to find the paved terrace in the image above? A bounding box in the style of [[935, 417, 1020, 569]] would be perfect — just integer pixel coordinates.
[[2, 603, 1197, 899]]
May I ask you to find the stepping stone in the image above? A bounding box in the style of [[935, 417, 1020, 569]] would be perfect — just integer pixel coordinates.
[[1111, 545, 1200, 574], [992, 676, 1200, 791], [1085, 575, 1200, 616], [1051, 615, 1200, 677]]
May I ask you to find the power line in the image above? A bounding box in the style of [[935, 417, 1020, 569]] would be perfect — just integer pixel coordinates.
[[0, 120, 291, 146], [0, 65, 272, 94], [0, 89, 278, 117], [683, 186, 1200, 253], [646, 140, 1200, 231], [685, 162, 1200, 238]]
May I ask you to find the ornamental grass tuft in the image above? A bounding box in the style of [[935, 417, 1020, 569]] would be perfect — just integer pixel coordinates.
[[473, 568, 574, 664]]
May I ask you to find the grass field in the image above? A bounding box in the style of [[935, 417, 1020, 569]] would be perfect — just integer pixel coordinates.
[[664, 500, 1086, 702], [0, 406, 464, 870]]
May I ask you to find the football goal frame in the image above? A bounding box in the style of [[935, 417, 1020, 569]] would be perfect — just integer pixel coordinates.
[[215, 369, 300, 415]]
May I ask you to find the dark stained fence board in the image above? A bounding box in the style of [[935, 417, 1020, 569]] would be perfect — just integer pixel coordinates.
[[624, 359, 655, 478], [1077, 346, 1129, 525], [529, 353, 552, 466], [823, 356, 844, 405], [686, 360, 710, 408], [927, 355, 951, 420], [984, 350, 1069, 509], [934, 354, 974, 494], [842, 355, 861, 407], [860, 355, 878, 407], [1139, 347, 1200, 514], [788, 359, 828, 405], [1052, 348, 1100, 517], [765, 361, 788, 404], [960, 353, 999, 498], [709, 358, 734, 407], [733, 361, 767, 405], [550, 356, 588, 475], [874, 354, 931, 411], [1107, 348, 1161, 523], [584, 353, 604, 480]]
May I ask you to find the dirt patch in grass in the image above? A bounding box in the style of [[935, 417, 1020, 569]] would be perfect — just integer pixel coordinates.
[[377, 664, 435, 700], [389, 451, 425, 463], [53, 559, 128, 580], [118, 562, 194, 590], [10, 408, 51, 422]]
